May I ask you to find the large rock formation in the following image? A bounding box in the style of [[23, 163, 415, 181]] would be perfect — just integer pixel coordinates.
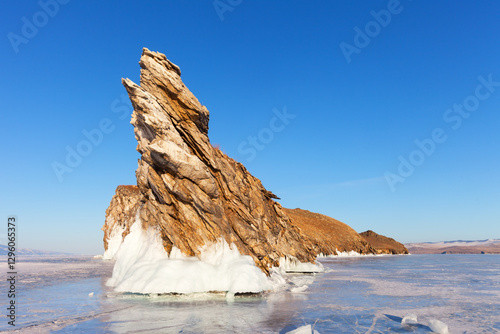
[[102, 48, 407, 276], [107, 48, 321, 273]]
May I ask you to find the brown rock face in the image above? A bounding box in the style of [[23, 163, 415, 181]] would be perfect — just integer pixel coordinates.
[[284, 208, 376, 255], [359, 230, 409, 254], [115, 48, 318, 272], [102, 185, 142, 251]]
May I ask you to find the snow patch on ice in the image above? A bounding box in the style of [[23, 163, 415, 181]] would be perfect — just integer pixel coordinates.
[[279, 256, 324, 273], [268, 267, 288, 291], [290, 285, 308, 293], [317, 249, 386, 258], [428, 319, 449, 333], [106, 218, 272, 294], [401, 313, 418, 325], [285, 324, 321, 334], [335, 250, 361, 257]]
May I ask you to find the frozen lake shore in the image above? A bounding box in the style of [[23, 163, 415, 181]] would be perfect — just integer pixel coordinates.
[[2, 254, 499, 333]]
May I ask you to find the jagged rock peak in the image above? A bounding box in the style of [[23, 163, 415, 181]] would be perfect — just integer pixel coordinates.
[[118, 48, 320, 273], [123, 47, 210, 135]]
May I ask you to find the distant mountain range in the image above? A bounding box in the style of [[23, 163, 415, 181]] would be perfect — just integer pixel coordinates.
[[0, 244, 72, 256], [405, 239, 500, 254]]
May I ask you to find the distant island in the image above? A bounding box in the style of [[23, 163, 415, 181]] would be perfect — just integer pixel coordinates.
[[0, 244, 73, 257], [405, 239, 500, 254]]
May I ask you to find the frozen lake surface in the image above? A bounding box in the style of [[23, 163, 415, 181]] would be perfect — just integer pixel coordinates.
[[2, 254, 499, 333]]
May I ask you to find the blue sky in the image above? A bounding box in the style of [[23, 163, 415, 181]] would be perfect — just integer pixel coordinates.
[[1, 1, 499, 254]]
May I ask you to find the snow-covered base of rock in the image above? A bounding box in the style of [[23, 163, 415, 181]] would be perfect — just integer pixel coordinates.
[[279, 256, 324, 273], [317, 249, 384, 258], [105, 218, 321, 294]]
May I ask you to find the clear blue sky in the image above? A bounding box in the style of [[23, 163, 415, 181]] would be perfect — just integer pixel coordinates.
[[1, 1, 499, 254]]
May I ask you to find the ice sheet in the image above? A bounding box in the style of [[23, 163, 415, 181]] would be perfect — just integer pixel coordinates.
[[3, 254, 500, 333]]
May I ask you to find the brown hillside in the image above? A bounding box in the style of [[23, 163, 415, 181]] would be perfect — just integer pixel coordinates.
[[284, 208, 376, 256], [359, 230, 409, 254]]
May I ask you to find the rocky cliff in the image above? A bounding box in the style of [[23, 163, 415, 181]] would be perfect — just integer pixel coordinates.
[[107, 48, 323, 273], [103, 48, 408, 276]]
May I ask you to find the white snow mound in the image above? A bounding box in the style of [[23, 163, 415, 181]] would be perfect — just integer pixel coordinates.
[[428, 319, 449, 334], [285, 324, 321, 334], [106, 218, 273, 294], [279, 256, 324, 273], [102, 223, 125, 260], [317, 249, 382, 258], [290, 285, 308, 293], [401, 313, 418, 325]]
